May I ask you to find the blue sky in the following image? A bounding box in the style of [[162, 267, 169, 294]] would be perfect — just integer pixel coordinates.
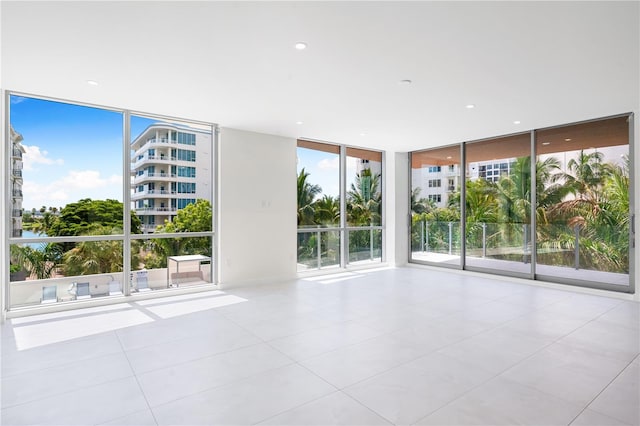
[[11, 94, 369, 210], [297, 148, 364, 199], [9, 96, 174, 210]]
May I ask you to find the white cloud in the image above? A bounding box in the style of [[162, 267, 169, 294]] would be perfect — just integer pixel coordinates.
[[317, 157, 339, 170], [22, 170, 123, 207], [21, 145, 64, 171]]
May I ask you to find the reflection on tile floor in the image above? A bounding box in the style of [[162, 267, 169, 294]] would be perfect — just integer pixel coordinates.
[[1, 267, 638, 425]]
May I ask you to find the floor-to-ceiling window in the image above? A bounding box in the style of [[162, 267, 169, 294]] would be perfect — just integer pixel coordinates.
[[464, 133, 532, 278], [296, 140, 384, 272], [409, 114, 634, 292], [534, 116, 631, 289], [6, 93, 216, 310], [129, 114, 215, 292], [346, 148, 383, 265], [410, 145, 462, 267]]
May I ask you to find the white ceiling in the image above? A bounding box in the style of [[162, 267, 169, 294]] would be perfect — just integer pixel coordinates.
[[1, 1, 638, 152]]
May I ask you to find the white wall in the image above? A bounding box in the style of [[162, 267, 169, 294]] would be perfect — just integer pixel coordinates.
[[217, 128, 297, 287], [393, 152, 409, 266]]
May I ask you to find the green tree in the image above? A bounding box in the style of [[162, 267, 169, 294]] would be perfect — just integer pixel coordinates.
[[297, 168, 321, 227], [63, 227, 126, 275], [411, 187, 434, 215], [11, 243, 63, 279], [314, 195, 340, 226], [145, 199, 213, 268], [48, 198, 141, 237], [347, 169, 381, 226]]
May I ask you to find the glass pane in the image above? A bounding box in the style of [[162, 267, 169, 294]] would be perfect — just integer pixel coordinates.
[[410, 146, 461, 266], [9, 95, 124, 239], [10, 241, 124, 308], [535, 116, 630, 287], [465, 133, 532, 275], [131, 115, 213, 234], [296, 140, 340, 228], [346, 148, 382, 227], [348, 229, 382, 264], [131, 236, 213, 291], [296, 230, 340, 272]]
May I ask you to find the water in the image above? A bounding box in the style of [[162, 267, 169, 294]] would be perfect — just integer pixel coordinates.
[[19, 230, 47, 249]]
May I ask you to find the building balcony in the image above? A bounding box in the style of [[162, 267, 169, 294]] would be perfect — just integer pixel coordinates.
[[131, 190, 175, 200], [12, 229, 22, 237], [12, 170, 23, 178], [12, 209, 23, 217], [134, 207, 177, 214], [131, 172, 177, 185], [12, 189, 23, 198], [131, 154, 177, 167], [12, 148, 23, 159], [140, 224, 159, 232]]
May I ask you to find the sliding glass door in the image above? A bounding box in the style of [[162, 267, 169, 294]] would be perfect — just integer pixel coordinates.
[[410, 145, 462, 268], [535, 116, 631, 289], [409, 114, 634, 292], [464, 133, 532, 278]]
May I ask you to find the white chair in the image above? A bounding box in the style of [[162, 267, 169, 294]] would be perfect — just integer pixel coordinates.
[[108, 281, 123, 296], [41, 286, 57, 304], [76, 282, 91, 300], [136, 275, 151, 292]]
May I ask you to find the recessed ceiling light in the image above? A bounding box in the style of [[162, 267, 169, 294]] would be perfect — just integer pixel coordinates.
[[446, 156, 452, 159], [513, 120, 521, 125], [465, 104, 475, 109], [296, 121, 304, 125], [86, 80, 99, 86], [542, 142, 551, 146], [564, 138, 572, 142], [295, 42, 307, 50]]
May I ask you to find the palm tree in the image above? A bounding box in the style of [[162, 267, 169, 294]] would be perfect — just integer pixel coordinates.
[[11, 243, 63, 279], [297, 168, 321, 227], [63, 226, 125, 275], [314, 195, 340, 226], [347, 169, 381, 226], [411, 187, 434, 215]]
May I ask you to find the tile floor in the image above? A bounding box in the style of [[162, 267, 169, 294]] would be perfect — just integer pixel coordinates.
[[1, 267, 639, 425]]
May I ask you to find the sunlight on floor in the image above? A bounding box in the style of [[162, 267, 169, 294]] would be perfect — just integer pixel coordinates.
[[9, 292, 248, 351], [144, 294, 248, 319]]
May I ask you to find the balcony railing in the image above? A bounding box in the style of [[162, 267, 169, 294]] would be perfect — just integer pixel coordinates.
[[12, 148, 23, 159], [12, 170, 23, 178], [135, 207, 177, 213], [12, 190, 23, 198], [12, 229, 22, 237], [12, 209, 22, 217]]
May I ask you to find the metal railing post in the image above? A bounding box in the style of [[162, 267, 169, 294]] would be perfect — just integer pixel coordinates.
[[448, 222, 453, 255], [370, 226, 374, 260], [482, 222, 487, 258], [425, 221, 429, 252], [574, 225, 580, 270], [317, 230, 321, 269], [523, 224, 528, 264]]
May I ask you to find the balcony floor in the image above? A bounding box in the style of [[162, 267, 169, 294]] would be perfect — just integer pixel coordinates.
[[412, 252, 630, 287], [1, 266, 638, 425]]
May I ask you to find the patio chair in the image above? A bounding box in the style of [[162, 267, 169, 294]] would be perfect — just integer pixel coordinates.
[[136, 275, 151, 292], [76, 282, 91, 300], [108, 280, 123, 296], [41, 286, 57, 304]]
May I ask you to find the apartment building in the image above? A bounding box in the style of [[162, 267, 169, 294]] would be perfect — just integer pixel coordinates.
[[131, 124, 212, 232], [10, 125, 25, 238]]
